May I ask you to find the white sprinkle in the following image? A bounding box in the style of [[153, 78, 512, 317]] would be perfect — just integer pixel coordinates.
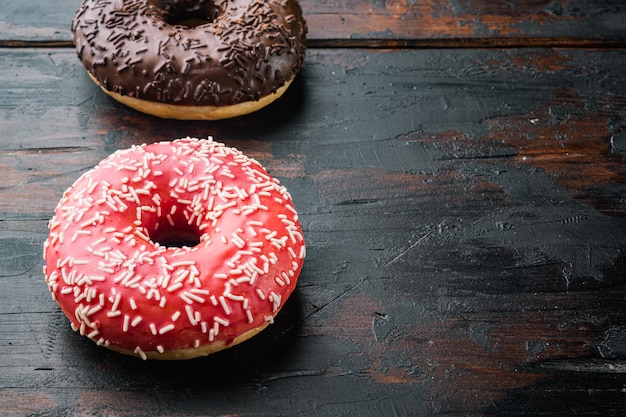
[[214, 316, 229, 327], [111, 293, 121, 312], [237, 188, 248, 200], [226, 292, 244, 301], [135, 229, 150, 242], [173, 269, 190, 284], [201, 184, 211, 201], [78, 321, 86, 336], [215, 201, 237, 212], [247, 259, 265, 275], [159, 324, 175, 334], [113, 196, 128, 211], [129, 187, 140, 204], [123, 315, 130, 332], [134, 346, 147, 360], [167, 282, 183, 292], [269, 291, 282, 312], [113, 270, 131, 284], [269, 252, 278, 264], [231, 233, 246, 249], [124, 274, 142, 288], [190, 264, 201, 279], [71, 230, 92, 242], [87, 304, 102, 316], [61, 268, 73, 285], [249, 271, 258, 285], [87, 180, 99, 194], [219, 296, 231, 315], [271, 237, 287, 249], [185, 305, 198, 325], [181, 291, 205, 304], [131, 316, 142, 327], [105, 199, 119, 212]]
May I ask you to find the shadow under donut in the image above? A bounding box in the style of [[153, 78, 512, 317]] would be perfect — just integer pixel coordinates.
[[59, 285, 304, 390], [99, 69, 309, 154]]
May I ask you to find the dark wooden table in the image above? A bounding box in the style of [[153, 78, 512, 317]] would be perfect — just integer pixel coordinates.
[[2, 1, 626, 416]]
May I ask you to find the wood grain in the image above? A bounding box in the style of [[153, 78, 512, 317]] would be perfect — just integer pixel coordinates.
[[2, 46, 626, 415], [1, 0, 626, 46]]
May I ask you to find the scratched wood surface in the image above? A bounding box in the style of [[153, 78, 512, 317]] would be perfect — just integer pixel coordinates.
[[1, 0, 626, 46], [2, 0, 626, 416], [2, 46, 626, 416]]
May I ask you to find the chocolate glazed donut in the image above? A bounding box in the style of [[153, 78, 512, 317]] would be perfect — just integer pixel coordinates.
[[72, 0, 307, 120]]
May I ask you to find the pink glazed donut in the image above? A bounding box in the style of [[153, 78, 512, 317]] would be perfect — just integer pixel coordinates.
[[44, 137, 305, 359]]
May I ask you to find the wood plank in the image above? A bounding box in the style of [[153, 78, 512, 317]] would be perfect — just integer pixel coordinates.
[[2, 47, 626, 415], [1, 0, 626, 45]]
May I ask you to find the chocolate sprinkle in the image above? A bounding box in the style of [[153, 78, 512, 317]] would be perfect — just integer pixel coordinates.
[[72, 0, 307, 107]]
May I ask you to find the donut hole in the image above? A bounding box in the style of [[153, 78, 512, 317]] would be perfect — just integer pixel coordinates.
[[152, 229, 201, 248], [161, 0, 222, 28], [150, 217, 202, 248]]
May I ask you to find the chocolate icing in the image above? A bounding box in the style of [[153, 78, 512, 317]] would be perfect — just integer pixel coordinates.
[[72, 0, 307, 106]]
